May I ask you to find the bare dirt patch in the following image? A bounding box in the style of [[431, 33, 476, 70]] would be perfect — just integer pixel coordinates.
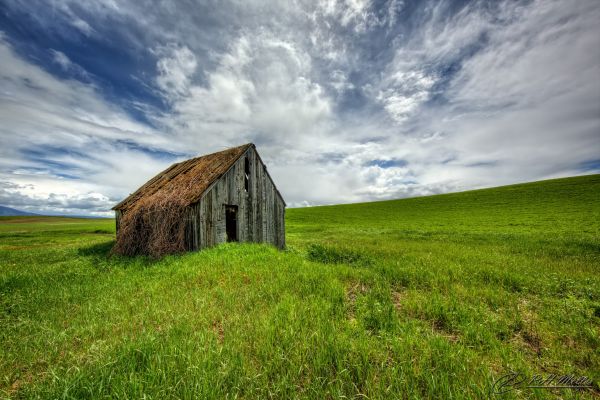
[[345, 281, 369, 321], [212, 320, 225, 344]]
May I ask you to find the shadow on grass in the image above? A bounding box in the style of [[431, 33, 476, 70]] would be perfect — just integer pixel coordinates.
[[91, 229, 112, 234], [77, 240, 160, 270], [78, 240, 115, 257]]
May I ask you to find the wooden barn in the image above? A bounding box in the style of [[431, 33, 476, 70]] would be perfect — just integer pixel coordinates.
[[112, 143, 285, 256]]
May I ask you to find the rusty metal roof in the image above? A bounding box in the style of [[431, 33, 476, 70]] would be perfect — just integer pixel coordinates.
[[112, 143, 253, 211]]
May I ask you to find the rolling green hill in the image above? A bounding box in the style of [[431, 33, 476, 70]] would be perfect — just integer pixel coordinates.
[[1, 175, 599, 399]]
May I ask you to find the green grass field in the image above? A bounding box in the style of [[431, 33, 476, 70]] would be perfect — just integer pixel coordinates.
[[1, 175, 599, 399]]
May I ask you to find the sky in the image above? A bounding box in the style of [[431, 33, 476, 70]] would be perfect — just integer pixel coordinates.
[[0, 0, 599, 216]]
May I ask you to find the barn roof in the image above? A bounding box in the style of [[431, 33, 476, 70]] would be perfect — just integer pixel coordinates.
[[112, 143, 259, 211]]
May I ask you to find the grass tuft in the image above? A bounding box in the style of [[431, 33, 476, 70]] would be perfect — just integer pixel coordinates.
[[306, 243, 373, 267]]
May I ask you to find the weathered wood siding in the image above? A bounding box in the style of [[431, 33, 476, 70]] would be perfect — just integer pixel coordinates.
[[185, 146, 285, 251], [115, 210, 122, 233]]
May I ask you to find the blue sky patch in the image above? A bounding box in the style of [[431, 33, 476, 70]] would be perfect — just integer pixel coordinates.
[[367, 159, 408, 168]]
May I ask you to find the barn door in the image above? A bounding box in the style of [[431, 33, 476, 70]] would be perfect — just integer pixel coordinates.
[[225, 205, 238, 242]]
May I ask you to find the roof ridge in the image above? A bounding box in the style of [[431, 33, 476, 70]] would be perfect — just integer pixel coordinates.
[[112, 143, 253, 211]]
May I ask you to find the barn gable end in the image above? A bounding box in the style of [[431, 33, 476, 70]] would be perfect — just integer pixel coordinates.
[[186, 145, 285, 251]]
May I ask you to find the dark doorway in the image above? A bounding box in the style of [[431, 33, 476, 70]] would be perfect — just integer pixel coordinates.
[[225, 205, 238, 242]]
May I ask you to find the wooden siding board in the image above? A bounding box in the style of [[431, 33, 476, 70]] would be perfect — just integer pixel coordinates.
[[184, 146, 284, 251], [115, 210, 122, 233]]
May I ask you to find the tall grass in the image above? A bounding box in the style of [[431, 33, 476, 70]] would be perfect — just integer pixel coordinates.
[[1, 175, 599, 399]]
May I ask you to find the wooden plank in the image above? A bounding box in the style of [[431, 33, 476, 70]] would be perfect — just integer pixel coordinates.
[[186, 145, 285, 251]]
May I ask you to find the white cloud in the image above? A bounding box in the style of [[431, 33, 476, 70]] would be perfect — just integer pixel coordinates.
[[319, 0, 382, 33], [330, 69, 354, 93], [0, 183, 113, 216], [70, 17, 94, 36], [161, 31, 332, 153], [0, 36, 177, 215], [411, 0, 600, 189], [376, 70, 436, 123], [50, 49, 92, 81], [155, 44, 198, 101], [50, 50, 72, 70]]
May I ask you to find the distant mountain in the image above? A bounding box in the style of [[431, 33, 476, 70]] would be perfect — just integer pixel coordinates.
[[0, 205, 39, 216]]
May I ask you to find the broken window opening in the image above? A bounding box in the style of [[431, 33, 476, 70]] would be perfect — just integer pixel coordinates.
[[244, 157, 250, 192]]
